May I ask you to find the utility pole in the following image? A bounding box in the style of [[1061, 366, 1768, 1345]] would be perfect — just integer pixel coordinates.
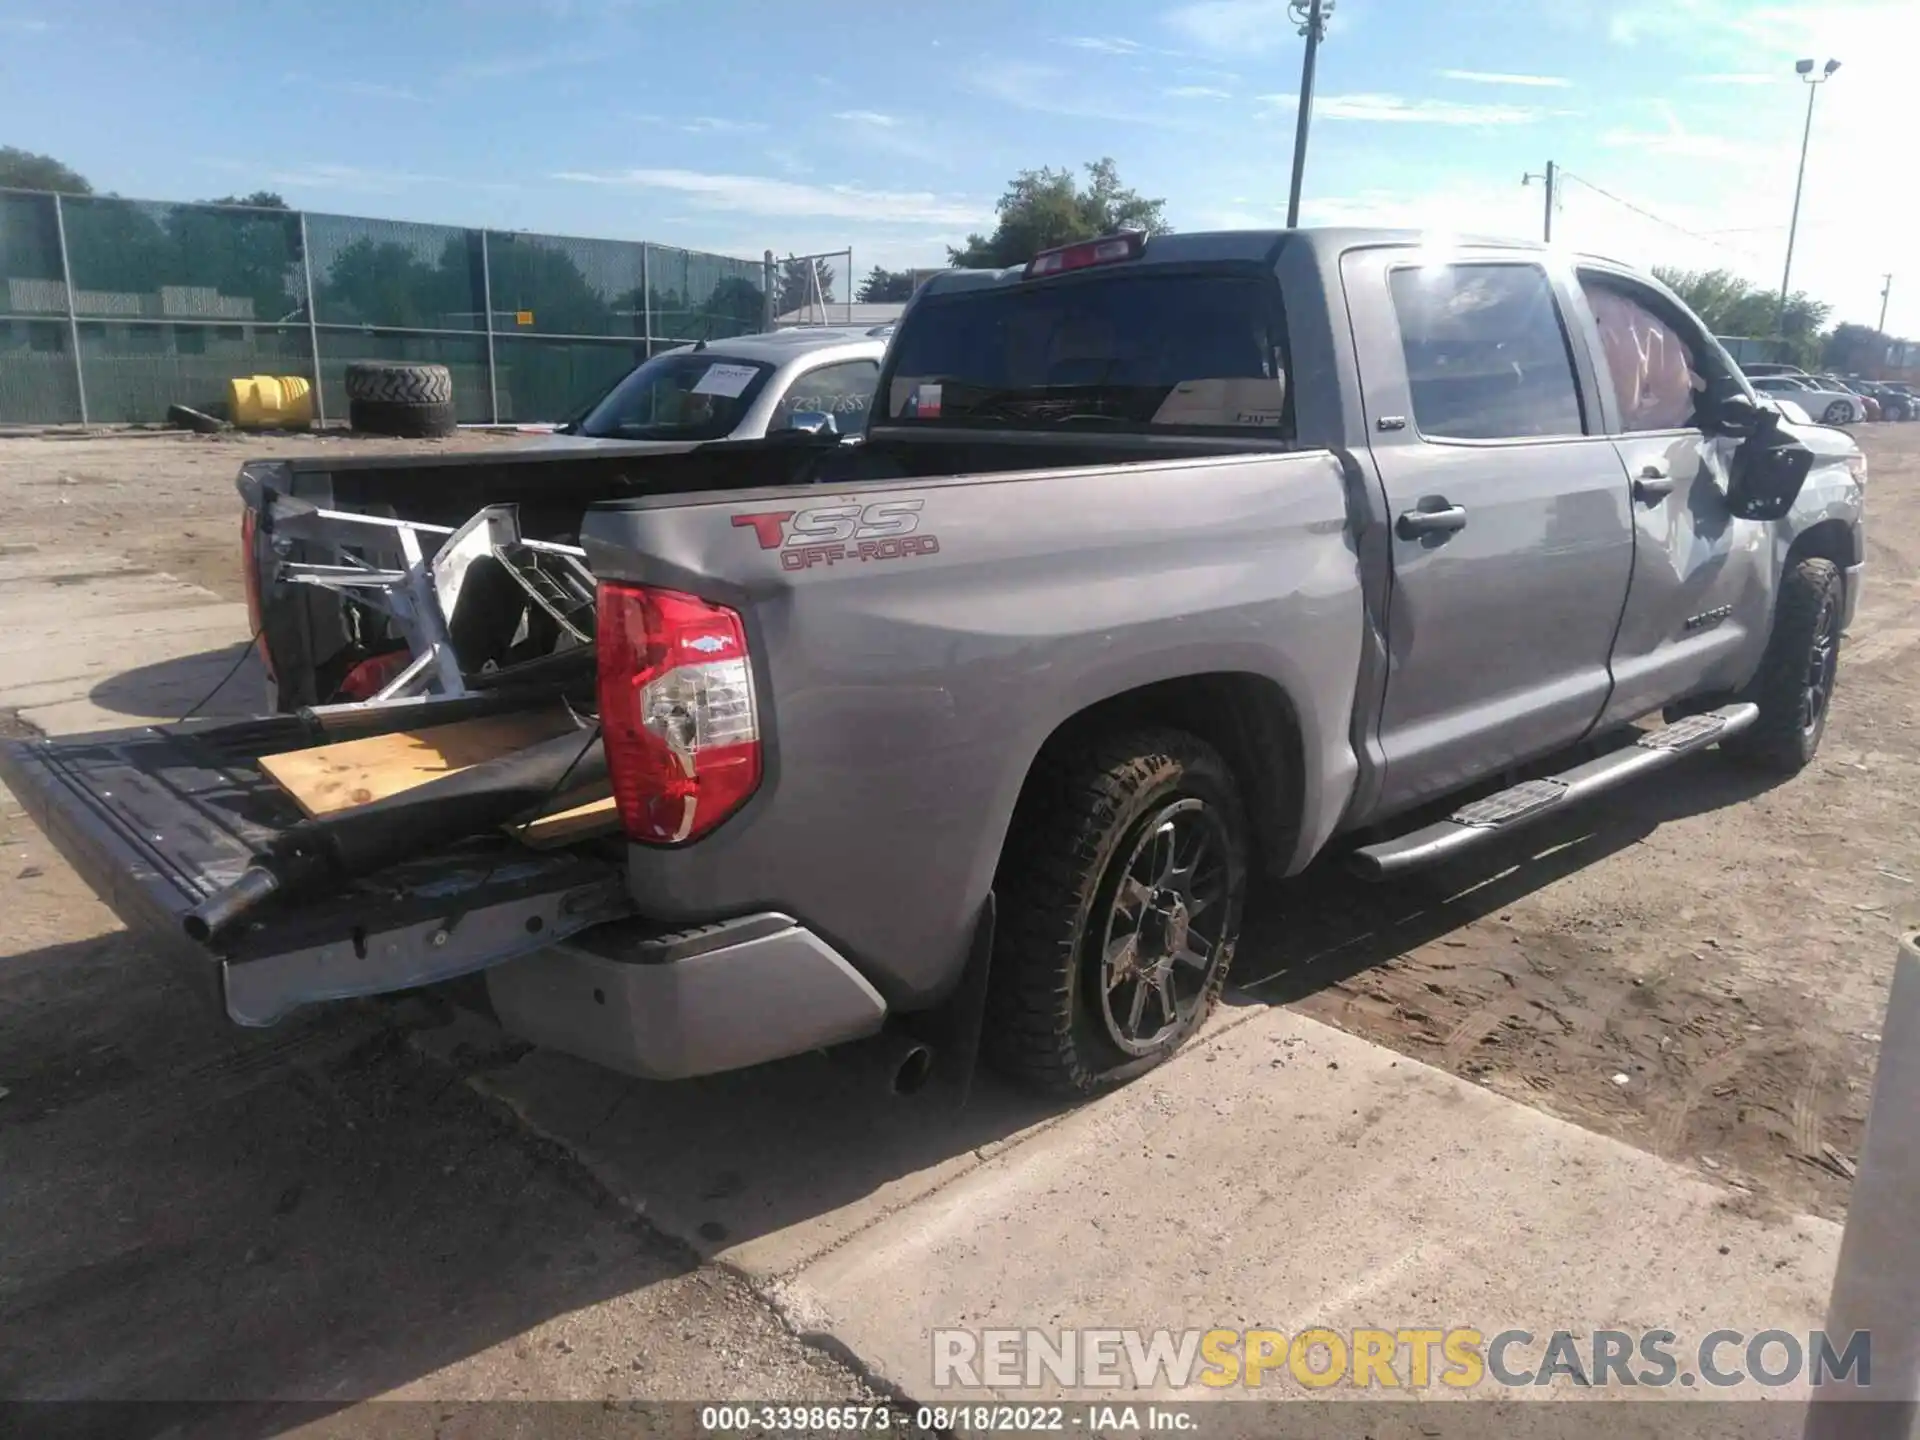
[[1522, 161, 1557, 243], [1284, 0, 1333, 229], [1878, 274, 1893, 334], [1777, 58, 1840, 337]]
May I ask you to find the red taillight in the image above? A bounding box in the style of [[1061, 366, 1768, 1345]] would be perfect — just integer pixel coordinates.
[[1026, 232, 1145, 278], [239, 507, 276, 682], [596, 582, 761, 845]]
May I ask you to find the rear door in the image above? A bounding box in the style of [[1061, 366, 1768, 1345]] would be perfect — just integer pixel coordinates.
[[762, 356, 881, 436], [1567, 266, 1772, 726], [1342, 247, 1635, 815]]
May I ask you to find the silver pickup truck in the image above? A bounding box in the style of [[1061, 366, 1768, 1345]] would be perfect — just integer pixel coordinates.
[[0, 228, 1867, 1098]]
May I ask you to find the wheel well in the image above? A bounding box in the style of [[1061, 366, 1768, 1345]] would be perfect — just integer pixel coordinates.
[[1018, 673, 1304, 878], [1788, 518, 1857, 574]]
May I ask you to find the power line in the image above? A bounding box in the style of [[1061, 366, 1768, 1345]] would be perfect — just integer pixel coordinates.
[[1554, 170, 1773, 268]]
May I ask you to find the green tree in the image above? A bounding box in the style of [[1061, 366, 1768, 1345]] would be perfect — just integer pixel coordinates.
[[0, 147, 92, 194], [856, 266, 916, 302], [1653, 266, 1832, 367], [777, 255, 837, 315], [948, 158, 1169, 269], [699, 275, 768, 337], [1822, 322, 1892, 375], [200, 191, 290, 210]]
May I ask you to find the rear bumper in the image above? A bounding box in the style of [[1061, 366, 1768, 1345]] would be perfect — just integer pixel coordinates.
[[484, 912, 888, 1080]]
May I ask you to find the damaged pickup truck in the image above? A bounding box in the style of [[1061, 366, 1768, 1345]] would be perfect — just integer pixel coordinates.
[[1, 228, 1867, 1097]]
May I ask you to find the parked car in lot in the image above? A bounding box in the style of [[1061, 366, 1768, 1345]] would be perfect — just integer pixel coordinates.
[[537, 327, 889, 451], [1, 229, 1868, 1098], [1853, 380, 1914, 421], [1751, 374, 1867, 425], [1880, 383, 1920, 420], [1810, 375, 1881, 421]]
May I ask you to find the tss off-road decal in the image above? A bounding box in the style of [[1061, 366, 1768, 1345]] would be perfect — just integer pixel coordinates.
[[732, 500, 941, 571]]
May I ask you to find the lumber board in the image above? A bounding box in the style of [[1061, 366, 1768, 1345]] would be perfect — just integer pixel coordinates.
[[515, 790, 620, 848], [259, 709, 580, 819]]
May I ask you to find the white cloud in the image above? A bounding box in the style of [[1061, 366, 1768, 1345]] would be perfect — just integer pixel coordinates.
[[0, 16, 50, 31], [833, 110, 901, 127], [1258, 92, 1544, 124], [336, 79, 427, 102], [681, 117, 768, 135], [1062, 35, 1144, 53], [1437, 69, 1572, 88], [969, 61, 1191, 125], [202, 160, 449, 194], [1694, 73, 1777, 84], [1165, 85, 1232, 99], [1164, 0, 1298, 55], [551, 168, 990, 226]]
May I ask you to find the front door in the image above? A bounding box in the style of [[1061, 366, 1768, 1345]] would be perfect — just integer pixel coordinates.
[[1569, 267, 1770, 728], [1343, 248, 1637, 816]]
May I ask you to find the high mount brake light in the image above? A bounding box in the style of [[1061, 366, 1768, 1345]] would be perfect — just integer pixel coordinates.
[[1025, 232, 1145, 279], [596, 582, 761, 845]]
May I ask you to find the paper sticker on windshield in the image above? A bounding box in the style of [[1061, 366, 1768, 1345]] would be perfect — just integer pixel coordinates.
[[1152, 377, 1286, 428], [693, 363, 759, 398]]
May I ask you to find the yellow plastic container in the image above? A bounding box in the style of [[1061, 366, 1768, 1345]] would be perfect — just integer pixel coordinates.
[[228, 374, 314, 430]]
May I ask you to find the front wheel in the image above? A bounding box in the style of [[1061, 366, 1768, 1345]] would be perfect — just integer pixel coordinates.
[[1822, 400, 1852, 425], [984, 729, 1249, 1097], [1725, 556, 1843, 774]]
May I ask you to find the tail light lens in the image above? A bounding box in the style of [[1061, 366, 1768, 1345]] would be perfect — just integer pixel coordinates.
[[239, 507, 276, 682], [596, 582, 761, 845]]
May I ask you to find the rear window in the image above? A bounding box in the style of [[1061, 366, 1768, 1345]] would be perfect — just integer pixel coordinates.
[[882, 272, 1290, 435], [575, 352, 774, 441]]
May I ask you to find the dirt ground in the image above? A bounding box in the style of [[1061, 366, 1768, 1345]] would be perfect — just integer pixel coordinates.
[[0, 420, 1915, 1414]]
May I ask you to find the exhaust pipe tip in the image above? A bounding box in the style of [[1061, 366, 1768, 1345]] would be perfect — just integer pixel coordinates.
[[831, 1028, 938, 1097], [891, 1040, 936, 1096], [183, 865, 283, 946]]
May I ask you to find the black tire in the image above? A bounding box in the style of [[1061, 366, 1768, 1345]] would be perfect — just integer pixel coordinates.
[[1724, 556, 1843, 774], [348, 397, 457, 438], [1822, 400, 1852, 426], [984, 728, 1250, 1097], [344, 361, 454, 406]]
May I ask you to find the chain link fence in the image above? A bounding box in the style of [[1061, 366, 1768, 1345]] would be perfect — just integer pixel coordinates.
[[0, 188, 773, 426]]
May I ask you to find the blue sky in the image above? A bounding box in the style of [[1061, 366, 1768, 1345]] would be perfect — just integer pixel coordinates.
[[1, 0, 1910, 334]]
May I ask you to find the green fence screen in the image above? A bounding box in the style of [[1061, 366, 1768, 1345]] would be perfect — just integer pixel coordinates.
[[0, 189, 769, 426]]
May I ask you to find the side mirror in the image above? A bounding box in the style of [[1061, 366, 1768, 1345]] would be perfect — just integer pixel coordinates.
[[785, 410, 839, 436], [1713, 391, 1772, 439], [1727, 432, 1815, 522]]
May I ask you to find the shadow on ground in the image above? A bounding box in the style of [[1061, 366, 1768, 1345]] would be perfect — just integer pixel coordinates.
[[87, 642, 266, 723]]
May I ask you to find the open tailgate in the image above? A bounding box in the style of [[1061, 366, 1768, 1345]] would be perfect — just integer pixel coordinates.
[[1, 717, 632, 1026]]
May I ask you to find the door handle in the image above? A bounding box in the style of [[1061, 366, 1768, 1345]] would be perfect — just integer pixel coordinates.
[[1396, 503, 1469, 539], [1632, 465, 1675, 503]]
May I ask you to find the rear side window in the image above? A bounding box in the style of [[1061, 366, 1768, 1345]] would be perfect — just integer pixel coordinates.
[[883, 272, 1290, 435], [1388, 264, 1584, 440]]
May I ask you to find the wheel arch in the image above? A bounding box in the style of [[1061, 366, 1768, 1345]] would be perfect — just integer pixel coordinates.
[[1786, 516, 1858, 573], [1000, 671, 1307, 884]]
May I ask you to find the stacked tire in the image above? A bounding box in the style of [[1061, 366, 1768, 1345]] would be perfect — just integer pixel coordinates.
[[344, 362, 456, 438]]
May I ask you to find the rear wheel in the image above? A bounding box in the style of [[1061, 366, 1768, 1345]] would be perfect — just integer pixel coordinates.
[[1822, 400, 1852, 425], [1725, 556, 1843, 774], [984, 729, 1249, 1097]]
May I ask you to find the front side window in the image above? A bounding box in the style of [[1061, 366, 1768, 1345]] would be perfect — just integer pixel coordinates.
[[772, 358, 878, 430], [574, 352, 774, 441], [882, 271, 1290, 435], [1580, 274, 1706, 433], [1388, 263, 1584, 441]]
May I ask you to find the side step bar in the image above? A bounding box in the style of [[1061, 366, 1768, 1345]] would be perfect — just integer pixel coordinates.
[[1350, 703, 1758, 880]]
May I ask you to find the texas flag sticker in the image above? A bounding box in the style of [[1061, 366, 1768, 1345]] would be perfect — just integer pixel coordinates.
[[913, 382, 942, 418]]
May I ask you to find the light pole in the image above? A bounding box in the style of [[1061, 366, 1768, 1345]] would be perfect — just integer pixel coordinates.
[[1878, 273, 1893, 335], [1522, 161, 1557, 243], [1776, 57, 1839, 338], [1284, 0, 1333, 229]]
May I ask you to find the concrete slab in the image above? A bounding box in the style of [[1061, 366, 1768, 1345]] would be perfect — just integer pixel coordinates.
[[462, 1035, 1070, 1280], [0, 550, 256, 733], [778, 1005, 1839, 1404]]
